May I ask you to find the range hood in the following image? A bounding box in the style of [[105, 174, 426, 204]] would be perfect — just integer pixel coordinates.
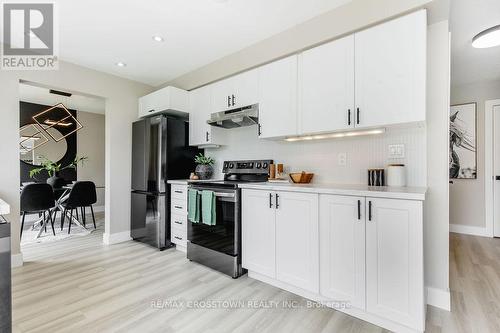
[[207, 104, 258, 129]]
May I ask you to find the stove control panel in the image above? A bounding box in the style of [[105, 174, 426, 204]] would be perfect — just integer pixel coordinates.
[[222, 159, 273, 174]]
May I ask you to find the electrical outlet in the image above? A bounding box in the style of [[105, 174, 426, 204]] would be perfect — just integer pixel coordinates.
[[388, 144, 405, 158], [338, 153, 347, 166]]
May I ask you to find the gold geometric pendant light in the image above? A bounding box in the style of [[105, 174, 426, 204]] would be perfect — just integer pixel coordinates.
[[32, 103, 83, 142]]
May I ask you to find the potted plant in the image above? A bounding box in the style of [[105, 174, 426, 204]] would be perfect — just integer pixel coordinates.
[[194, 153, 215, 180], [29, 156, 88, 188]]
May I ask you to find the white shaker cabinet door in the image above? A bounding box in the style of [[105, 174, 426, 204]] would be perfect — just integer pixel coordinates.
[[365, 197, 424, 331], [242, 189, 276, 278], [300, 35, 355, 134], [354, 10, 426, 128], [319, 194, 365, 310], [258, 55, 298, 139], [275, 191, 319, 293]]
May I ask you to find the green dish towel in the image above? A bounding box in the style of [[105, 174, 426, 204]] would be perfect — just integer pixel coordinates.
[[201, 190, 216, 226], [188, 189, 200, 223]]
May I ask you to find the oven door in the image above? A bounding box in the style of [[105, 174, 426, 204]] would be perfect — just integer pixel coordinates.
[[187, 186, 239, 256]]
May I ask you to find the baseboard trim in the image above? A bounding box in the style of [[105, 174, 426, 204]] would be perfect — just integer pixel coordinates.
[[426, 287, 450, 311], [450, 224, 490, 237], [93, 205, 105, 213], [103, 230, 131, 245], [11, 252, 23, 268]]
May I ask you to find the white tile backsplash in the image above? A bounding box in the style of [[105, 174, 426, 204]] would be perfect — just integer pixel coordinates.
[[205, 125, 427, 187]]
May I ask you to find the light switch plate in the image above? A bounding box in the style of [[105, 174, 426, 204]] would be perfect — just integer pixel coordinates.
[[338, 153, 347, 166], [388, 144, 405, 158]]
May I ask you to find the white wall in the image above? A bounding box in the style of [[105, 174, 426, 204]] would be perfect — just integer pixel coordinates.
[[450, 79, 500, 230], [77, 111, 105, 207], [206, 126, 426, 186], [0, 60, 152, 261], [425, 20, 451, 309]]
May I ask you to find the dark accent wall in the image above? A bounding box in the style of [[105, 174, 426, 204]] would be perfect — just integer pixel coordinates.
[[20, 101, 77, 184]]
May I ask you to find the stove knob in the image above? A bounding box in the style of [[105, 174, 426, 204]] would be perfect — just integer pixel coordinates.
[[223, 162, 229, 169], [263, 162, 268, 169], [256, 162, 262, 169], [229, 163, 234, 168], [249, 162, 254, 168]]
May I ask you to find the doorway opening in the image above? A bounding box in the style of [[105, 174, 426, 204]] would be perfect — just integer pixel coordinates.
[[18, 81, 106, 249]]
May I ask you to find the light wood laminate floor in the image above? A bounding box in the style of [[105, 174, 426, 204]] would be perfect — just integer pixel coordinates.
[[12, 218, 500, 333]]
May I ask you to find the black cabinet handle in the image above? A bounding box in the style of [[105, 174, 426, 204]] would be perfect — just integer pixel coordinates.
[[174, 236, 183, 240], [348, 109, 351, 126], [258, 124, 262, 136], [174, 190, 183, 194], [275, 193, 279, 209], [174, 206, 182, 209], [269, 193, 273, 208], [148, 109, 155, 113], [206, 131, 209, 142], [357, 200, 361, 220], [368, 201, 372, 221], [496, 176, 500, 181], [232, 94, 235, 106], [174, 221, 182, 225], [227, 96, 231, 107], [356, 108, 360, 125]]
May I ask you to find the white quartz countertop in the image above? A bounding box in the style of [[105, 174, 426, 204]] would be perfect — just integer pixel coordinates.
[[168, 179, 190, 185], [0, 198, 10, 215], [238, 182, 426, 201]]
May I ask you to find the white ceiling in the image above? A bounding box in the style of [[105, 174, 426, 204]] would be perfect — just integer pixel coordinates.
[[55, 0, 352, 86], [450, 0, 500, 87], [19, 84, 105, 114]]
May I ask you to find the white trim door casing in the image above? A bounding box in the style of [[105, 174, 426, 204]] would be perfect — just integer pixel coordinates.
[[485, 99, 500, 237]]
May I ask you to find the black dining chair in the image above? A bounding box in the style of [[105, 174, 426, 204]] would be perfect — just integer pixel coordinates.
[[20, 183, 56, 238], [61, 181, 97, 233]]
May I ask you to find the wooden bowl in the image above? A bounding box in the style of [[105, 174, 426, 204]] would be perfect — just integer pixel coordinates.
[[289, 172, 314, 184]]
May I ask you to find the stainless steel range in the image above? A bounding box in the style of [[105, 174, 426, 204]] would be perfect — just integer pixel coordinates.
[[187, 159, 272, 278]]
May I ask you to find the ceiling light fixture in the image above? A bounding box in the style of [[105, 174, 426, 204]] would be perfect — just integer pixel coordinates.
[[472, 24, 500, 48], [44, 119, 73, 127], [152, 35, 164, 42], [284, 129, 386, 142], [115, 62, 127, 67]]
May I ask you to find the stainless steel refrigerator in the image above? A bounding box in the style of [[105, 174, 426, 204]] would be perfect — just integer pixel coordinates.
[[131, 115, 201, 250]]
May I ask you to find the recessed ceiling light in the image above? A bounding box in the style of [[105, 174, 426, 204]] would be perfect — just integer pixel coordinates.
[[115, 62, 126, 67], [152, 35, 164, 42], [472, 24, 500, 48]]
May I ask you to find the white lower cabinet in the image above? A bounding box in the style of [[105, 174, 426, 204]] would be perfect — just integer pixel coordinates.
[[365, 197, 424, 331], [242, 189, 318, 292], [275, 191, 319, 293], [243, 189, 425, 333], [319, 195, 365, 310], [170, 184, 188, 252], [242, 189, 276, 278]]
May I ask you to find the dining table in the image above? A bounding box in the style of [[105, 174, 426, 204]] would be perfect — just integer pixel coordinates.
[[21, 184, 87, 238]]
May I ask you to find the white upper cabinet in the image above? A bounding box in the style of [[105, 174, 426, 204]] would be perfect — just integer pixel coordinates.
[[210, 69, 259, 113], [242, 189, 276, 278], [365, 197, 424, 331], [189, 86, 225, 147], [275, 191, 319, 293], [319, 194, 365, 310], [300, 35, 355, 134], [354, 10, 426, 128], [258, 55, 298, 139], [233, 69, 259, 108], [138, 86, 189, 118]]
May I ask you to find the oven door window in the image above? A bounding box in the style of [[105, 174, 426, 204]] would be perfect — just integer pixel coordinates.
[[188, 192, 236, 256]]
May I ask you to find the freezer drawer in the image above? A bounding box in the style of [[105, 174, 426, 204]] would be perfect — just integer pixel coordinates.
[[131, 192, 168, 249]]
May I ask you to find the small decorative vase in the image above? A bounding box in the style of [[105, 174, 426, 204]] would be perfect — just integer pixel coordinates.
[[46, 172, 66, 189], [195, 164, 213, 180]]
